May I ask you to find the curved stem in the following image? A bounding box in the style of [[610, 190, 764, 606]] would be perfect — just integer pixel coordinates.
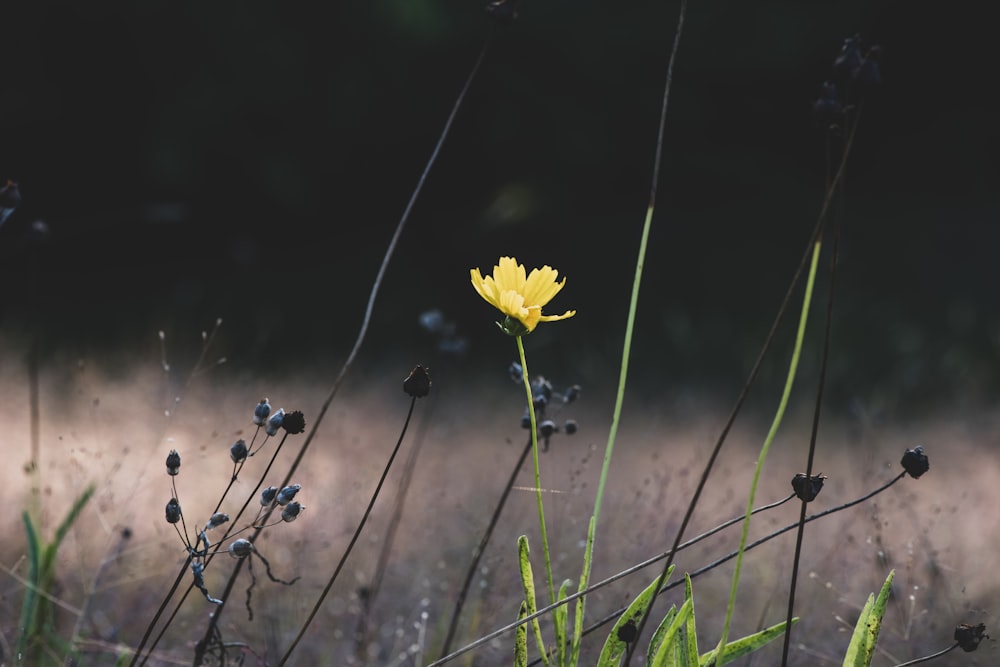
[[714, 238, 822, 660]]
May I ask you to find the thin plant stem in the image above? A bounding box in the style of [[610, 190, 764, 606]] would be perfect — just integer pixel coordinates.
[[780, 201, 842, 666], [357, 397, 432, 649], [893, 644, 959, 666], [515, 335, 556, 605], [713, 238, 822, 661], [275, 397, 418, 666], [439, 435, 533, 657]]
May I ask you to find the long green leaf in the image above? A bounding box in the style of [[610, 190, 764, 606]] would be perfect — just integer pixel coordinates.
[[17, 511, 42, 657], [571, 516, 596, 665], [648, 597, 693, 667], [596, 565, 675, 667], [647, 605, 678, 665], [554, 579, 571, 667], [515, 601, 528, 667], [681, 574, 699, 666], [518, 535, 550, 666], [842, 569, 895, 667], [843, 593, 874, 667], [700, 618, 797, 666]]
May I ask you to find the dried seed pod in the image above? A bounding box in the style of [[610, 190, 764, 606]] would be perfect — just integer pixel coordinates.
[[277, 484, 301, 506], [165, 498, 182, 524], [539, 420, 556, 439], [403, 365, 432, 398], [954, 622, 988, 652], [508, 362, 523, 383], [166, 450, 181, 476], [563, 419, 578, 435], [230, 439, 248, 463], [0, 180, 20, 228], [833, 34, 864, 76], [813, 81, 844, 125], [281, 501, 305, 523], [229, 538, 253, 559], [281, 410, 306, 434], [260, 486, 278, 506], [206, 512, 230, 530], [901, 446, 929, 478], [791, 473, 828, 502], [265, 408, 285, 436], [563, 385, 581, 403], [253, 398, 271, 425]]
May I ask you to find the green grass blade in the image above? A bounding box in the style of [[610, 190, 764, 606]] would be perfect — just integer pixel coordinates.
[[864, 570, 895, 665], [17, 511, 43, 658], [570, 516, 596, 665], [48, 484, 96, 558], [515, 601, 529, 667], [700, 618, 798, 666], [841, 569, 895, 667], [554, 579, 571, 667], [596, 565, 674, 667], [518, 535, 550, 667], [647, 605, 678, 665], [843, 592, 875, 667], [682, 574, 699, 666], [648, 597, 693, 667]]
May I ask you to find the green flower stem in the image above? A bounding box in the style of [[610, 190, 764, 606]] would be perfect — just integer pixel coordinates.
[[515, 335, 556, 605], [714, 239, 822, 661]]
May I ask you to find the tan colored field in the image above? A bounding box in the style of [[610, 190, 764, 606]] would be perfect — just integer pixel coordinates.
[[1, 338, 996, 666]]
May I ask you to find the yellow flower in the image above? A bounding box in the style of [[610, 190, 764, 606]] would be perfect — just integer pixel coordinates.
[[470, 256, 576, 334]]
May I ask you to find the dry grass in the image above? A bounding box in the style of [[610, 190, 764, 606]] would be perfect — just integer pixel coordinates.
[[1, 334, 996, 666]]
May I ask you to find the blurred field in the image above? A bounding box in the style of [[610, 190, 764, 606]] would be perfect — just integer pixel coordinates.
[[1, 332, 996, 666]]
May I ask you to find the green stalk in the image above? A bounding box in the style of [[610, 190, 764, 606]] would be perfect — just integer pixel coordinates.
[[713, 239, 822, 660], [516, 335, 556, 605], [571, 201, 654, 662]]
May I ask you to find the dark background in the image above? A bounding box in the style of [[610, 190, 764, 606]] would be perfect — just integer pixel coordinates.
[[1, 1, 997, 413]]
